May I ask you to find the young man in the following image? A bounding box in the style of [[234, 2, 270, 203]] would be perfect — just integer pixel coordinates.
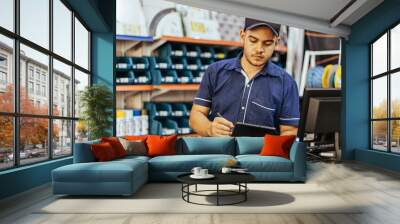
[[189, 18, 300, 137]]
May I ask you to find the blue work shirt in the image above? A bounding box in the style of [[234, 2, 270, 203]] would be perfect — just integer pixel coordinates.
[[193, 54, 300, 132]]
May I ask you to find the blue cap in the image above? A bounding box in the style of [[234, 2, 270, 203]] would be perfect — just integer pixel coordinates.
[[244, 18, 280, 36]]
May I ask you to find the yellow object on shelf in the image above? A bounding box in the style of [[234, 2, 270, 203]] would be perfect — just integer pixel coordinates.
[[334, 65, 342, 88], [117, 110, 126, 118], [321, 64, 332, 88]]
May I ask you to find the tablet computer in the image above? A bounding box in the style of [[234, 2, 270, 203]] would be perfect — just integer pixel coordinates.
[[231, 122, 278, 137]]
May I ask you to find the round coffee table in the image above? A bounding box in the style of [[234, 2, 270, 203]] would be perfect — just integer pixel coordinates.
[[177, 173, 255, 206]]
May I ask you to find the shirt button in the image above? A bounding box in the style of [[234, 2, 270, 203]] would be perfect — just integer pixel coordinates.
[[241, 106, 245, 110], [247, 84, 250, 88]]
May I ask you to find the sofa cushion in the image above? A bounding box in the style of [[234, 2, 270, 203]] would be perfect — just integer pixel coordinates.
[[236, 155, 293, 172], [101, 137, 127, 158], [91, 142, 118, 161], [178, 137, 235, 155], [73, 139, 100, 163], [119, 138, 147, 156], [260, 134, 296, 159], [147, 135, 177, 157], [235, 137, 263, 155], [149, 154, 235, 172], [52, 158, 147, 183]]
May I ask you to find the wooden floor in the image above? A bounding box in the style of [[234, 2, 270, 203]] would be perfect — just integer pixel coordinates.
[[1, 161, 400, 224]]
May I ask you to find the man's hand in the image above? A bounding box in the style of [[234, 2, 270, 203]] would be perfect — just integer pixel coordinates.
[[280, 125, 298, 136], [207, 117, 234, 136]]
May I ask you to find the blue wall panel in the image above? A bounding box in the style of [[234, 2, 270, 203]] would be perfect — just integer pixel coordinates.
[[344, 0, 400, 171], [0, 158, 72, 199]]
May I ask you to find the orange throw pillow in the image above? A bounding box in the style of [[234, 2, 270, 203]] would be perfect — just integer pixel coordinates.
[[91, 142, 117, 161], [125, 135, 148, 142], [101, 137, 127, 158], [260, 134, 296, 159], [146, 135, 177, 157]]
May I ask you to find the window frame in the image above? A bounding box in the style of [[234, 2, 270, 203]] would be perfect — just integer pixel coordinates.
[[0, 0, 92, 171], [370, 20, 400, 154]]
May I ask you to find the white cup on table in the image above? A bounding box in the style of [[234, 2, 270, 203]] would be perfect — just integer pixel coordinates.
[[200, 169, 208, 176], [191, 167, 202, 176]]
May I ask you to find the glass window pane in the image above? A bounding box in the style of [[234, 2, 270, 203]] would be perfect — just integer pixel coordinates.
[[75, 120, 88, 143], [372, 33, 387, 76], [0, 116, 14, 170], [391, 24, 400, 70], [372, 121, 388, 151], [53, 59, 72, 117], [20, 117, 49, 165], [74, 69, 89, 118], [391, 121, 400, 152], [0, 35, 14, 113], [20, 44, 49, 115], [391, 120, 400, 153], [75, 18, 89, 70], [53, 0, 72, 60], [53, 119, 72, 157], [0, 0, 14, 31], [20, 0, 49, 49], [391, 72, 400, 118], [372, 76, 387, 119]]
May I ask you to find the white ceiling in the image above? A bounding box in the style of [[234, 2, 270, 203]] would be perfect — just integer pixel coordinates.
[[168, 0, 384, 38]]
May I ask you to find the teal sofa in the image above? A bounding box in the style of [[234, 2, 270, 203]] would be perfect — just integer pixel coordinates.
[[52, 137, 306, 196]]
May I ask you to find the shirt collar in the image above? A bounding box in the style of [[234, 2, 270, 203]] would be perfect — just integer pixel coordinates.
[[226, 52, 280, 77]]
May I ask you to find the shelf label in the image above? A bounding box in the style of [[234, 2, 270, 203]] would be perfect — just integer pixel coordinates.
[[187, 65, 198, 70], [158, 63, 168, 69], [173, 111, 184, 116], [137, 77, 148, 83], [172, 51, 183, 56], [117, 77, 129, 83], [179, 77, 190, 83], [201, 52, 212, 58], [180, 128, 191, 134], [187, 51, 198, 57], [162, 129, 176, 135], [174, 64, 184, 70], [163, 76, 174, 83], [116, 63, 128, 69], [158, 111, 169, 116], [136, 64, 146, 69]]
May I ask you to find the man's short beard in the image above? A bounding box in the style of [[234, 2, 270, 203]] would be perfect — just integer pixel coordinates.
[[244, 52, 267, 68]]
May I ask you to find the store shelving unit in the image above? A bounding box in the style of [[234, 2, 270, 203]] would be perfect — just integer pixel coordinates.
[[116, 35, 287, 135]]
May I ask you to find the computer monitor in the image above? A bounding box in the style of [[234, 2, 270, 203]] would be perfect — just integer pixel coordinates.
[[298, 88, 341, 141]]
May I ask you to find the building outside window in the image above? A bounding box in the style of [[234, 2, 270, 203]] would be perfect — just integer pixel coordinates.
[[0, 0, 91, 170]]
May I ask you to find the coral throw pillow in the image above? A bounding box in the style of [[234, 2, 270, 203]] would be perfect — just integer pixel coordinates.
[[101, 137, 127, 158], [260, 134, 296, 159], [146, 135, 178, 157], [91, 142, 117, 162]]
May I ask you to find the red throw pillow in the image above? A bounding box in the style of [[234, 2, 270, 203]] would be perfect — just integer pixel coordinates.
[[146, 135, 177, 157], [260, 134, 296, 159], [91, 142, 117, 161], [101, 137, 127, 158]]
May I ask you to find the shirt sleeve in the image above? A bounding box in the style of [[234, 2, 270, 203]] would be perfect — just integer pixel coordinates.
[[279, 77, 300, 126], [193, 66, 214, 107]]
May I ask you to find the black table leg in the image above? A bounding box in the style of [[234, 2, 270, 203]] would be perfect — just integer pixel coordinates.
[[245, 183, 247, 201], [217, 184, 219, 206], [195, 184, 197, 192]]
